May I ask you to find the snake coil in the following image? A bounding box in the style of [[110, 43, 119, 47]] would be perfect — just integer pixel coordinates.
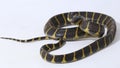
[[0, 11, 116, 64]]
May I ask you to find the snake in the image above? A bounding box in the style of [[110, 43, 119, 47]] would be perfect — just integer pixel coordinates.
[[0, 11, 116, 64]]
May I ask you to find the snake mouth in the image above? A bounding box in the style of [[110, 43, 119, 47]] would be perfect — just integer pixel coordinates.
[[67, 12, 86, 25]]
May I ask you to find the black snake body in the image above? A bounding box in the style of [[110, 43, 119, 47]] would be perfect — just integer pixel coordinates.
[[1, 11, 116, 63]]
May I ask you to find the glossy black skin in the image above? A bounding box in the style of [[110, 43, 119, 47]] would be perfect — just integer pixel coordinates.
[[0, 12, 116, 64], [42, 12, 116, 63]]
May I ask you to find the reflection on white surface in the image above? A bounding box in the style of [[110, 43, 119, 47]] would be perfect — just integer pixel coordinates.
[[112, 22, 120, 44]]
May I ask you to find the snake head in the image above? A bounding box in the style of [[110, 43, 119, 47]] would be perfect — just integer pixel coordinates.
[[67, 12, 86, 24]]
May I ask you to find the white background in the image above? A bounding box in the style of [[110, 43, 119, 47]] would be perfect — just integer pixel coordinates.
[[0, 0, 120, 68]]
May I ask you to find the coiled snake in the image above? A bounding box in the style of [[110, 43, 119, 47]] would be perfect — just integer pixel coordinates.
[[0, 11, 116, 63]]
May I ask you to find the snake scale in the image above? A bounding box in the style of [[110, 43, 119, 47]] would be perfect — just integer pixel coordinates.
[[0, 11, 116, 63]]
